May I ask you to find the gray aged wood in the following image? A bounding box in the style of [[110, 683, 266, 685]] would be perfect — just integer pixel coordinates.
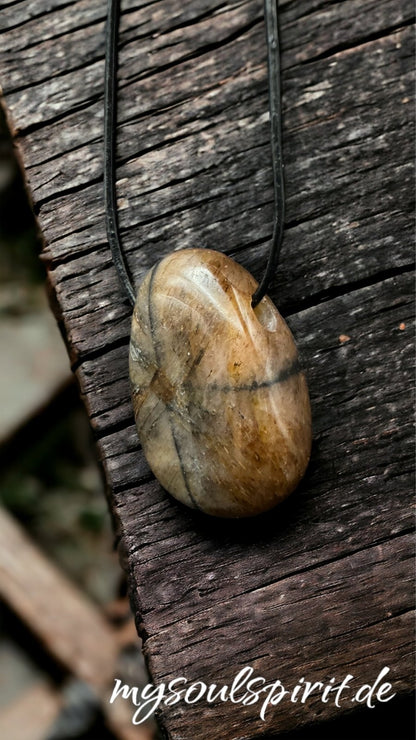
[[1, 0, 414, 738]]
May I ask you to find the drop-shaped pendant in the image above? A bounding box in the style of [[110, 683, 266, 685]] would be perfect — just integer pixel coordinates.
[[129, 249, 311, 517]]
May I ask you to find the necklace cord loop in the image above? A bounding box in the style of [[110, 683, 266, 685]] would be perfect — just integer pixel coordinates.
[[104, 0, 136, 307], [251, 0, 285, 308], [104, 0, 284, 310]]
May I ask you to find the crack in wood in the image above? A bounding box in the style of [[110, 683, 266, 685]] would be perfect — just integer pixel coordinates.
[[298, 16, 415, 66]]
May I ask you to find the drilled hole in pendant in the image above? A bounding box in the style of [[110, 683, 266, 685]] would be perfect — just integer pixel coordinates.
[[253, 297, 278, 332]]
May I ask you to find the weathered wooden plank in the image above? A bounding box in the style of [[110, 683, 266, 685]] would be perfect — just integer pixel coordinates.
[[16, 21, 413, 371], [0, 682, 62, 740], [0, 0, 414, 738], [147, 536, 414, 738], [0, 506, 117, 689], [0, 507, 153, 740]]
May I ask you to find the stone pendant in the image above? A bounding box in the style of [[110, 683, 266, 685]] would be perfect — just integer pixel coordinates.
[[129, 249, 312, 518]]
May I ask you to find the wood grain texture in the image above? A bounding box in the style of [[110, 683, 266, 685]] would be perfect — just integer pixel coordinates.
[[0, 0, 414, 738]]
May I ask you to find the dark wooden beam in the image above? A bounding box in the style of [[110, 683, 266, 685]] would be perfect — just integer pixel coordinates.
[[0, 1, 414, 738]]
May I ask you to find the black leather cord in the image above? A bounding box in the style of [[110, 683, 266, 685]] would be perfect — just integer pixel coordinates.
[[104, 0, 136, 307], [251, 0, 285, 308], [104, 0, 284, 309]]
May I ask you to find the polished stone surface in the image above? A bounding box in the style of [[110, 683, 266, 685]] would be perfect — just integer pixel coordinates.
[[130, 249, 312, 517]]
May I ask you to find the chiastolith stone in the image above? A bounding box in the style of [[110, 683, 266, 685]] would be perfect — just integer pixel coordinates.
[[129, 248, 312, 517]]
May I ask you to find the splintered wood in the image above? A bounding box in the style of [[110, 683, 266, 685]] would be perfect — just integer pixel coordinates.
[[0, 1, 414, 738]]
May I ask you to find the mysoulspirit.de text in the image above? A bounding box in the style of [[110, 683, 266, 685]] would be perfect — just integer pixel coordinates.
[[109, 665, 395, 724]]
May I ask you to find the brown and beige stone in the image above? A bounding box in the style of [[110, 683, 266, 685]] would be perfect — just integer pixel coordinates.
[[129, 248, 312, 517]]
